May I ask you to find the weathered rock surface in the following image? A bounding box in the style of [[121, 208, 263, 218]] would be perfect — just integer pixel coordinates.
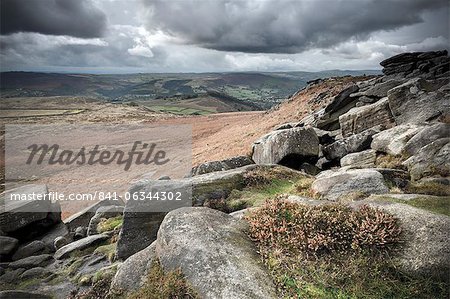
[[316, 85, 359, 131], [12, 241, 49, 261], [324, 84, 359, 114], [387, 78, 449, 125], [339, 97, 395, 138], [355, 199, 450, 279], [38, 222, 69, 251], [322, 126, 382, 160], [0, 236, 18, 256], [360, 79, 405, 98], [54, 234, 109, 259], [252, 127, 319, 164], [8, 254, 53, 269], [0, 268, 25, 283], [371, 124, 424, 156], [0, 185, 60, 237], [312, 168, 389, 201], [53, 236, 68, 251], [20, 267, 53, 279], [156, 207, 277, 299], [87, 205, 124, 236], [403, 138, 450, 181], [64, 198, 124, 232], [0, 290, 52, 299], [110, 242, 157, 295], [190, 156, 254, 176], [116, 209, 165, 260], [340, 149, 376, 168], [374, 168, 411, 189], [403, 123, 450, 157], [380, 50, 449, 79]]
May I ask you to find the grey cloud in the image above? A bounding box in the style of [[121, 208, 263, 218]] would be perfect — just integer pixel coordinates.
[[142, 0, 448, 53], [1, 0, 107, 38]]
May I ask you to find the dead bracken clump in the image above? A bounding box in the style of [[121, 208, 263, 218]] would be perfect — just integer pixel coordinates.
[[245, 198, 401, 257]]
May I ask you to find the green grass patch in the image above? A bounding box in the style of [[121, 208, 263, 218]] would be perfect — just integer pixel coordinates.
[[97, 216, 123, 233], [203, 166, 313, 213], [378, 195, 450, 216], [94, 243, 117, 262]]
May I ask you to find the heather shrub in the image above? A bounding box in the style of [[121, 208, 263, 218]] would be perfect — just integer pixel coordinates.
[[245, 197, 401, 257]]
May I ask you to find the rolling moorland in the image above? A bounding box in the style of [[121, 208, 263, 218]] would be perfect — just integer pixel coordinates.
[[0, 70, 379, 116]]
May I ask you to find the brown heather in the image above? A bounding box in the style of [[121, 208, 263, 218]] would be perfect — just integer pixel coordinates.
[[245, 197, 401, 257]]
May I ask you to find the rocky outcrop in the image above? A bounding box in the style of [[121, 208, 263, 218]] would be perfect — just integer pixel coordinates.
[[322, 126, 382, 160], [54, 234, 109, 259], [156, 207, 277, 299], [190, 156, 254, 176], [356, 78, 406, 98], [340, 149, 376, 168], [339, 98, 395, 138], [64, 198, 124, 232], [87, 205, 124, 236], [403, 123, 450, 157], [316, 85, 359, 130], [355, 199, 450, 279], [12, 241, 49, 261], [380, 50, 449, 79], [403, 138, 450, 181], [0, 291, 52, 299], [312, 168, 389, 201], [0, 236, 19, 257], [8, 254, 54, 270], [387, 78, 449, 125], [0, 185, 61, 240], [111, 242, 157, 295], [252, 127, 319, 165], [371, 124, 424, 156]]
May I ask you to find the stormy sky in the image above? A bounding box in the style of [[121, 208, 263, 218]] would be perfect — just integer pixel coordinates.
[[0, 0, 448, 73]]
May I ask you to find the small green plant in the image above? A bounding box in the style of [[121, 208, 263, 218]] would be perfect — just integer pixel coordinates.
[[94, 243, 117, 262], [129, 260, 199, 299], [97, 216, 123, 233]]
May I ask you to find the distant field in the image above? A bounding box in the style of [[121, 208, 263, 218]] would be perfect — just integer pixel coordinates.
[[0, 70, 381, 113], [0, 109, 84, 118], [147, 105, 213, 115]]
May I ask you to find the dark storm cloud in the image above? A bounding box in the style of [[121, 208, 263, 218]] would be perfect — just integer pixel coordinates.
[[142, 0, 448, 53], [0, 0, 107, 38]]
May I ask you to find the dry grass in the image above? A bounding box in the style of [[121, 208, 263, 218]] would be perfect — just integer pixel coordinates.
[[128, 260, 199, 299]]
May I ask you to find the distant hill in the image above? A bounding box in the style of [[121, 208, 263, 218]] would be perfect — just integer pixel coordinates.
[[0, 70, 380, 112]]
